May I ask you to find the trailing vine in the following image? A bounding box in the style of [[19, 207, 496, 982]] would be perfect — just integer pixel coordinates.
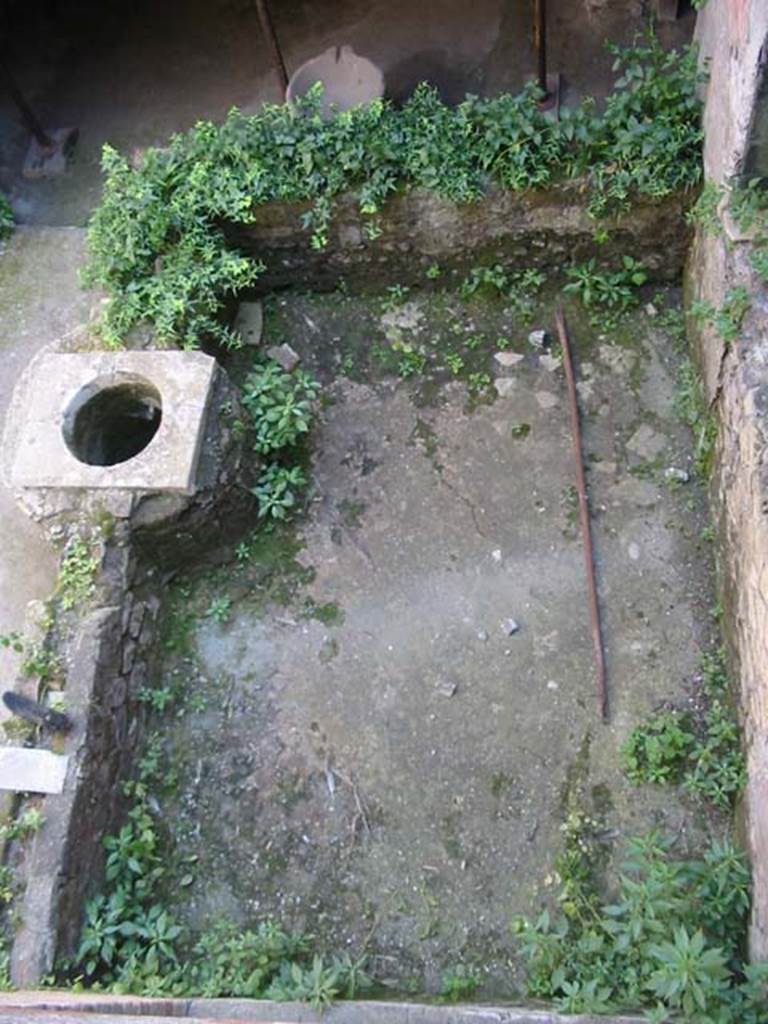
[[83, 33, 704, 352]]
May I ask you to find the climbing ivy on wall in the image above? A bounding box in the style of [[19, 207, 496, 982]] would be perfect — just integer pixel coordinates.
[[84, 33, 704, 352]]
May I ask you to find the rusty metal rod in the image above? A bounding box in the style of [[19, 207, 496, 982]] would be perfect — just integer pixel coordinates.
[[252, 0, 288, 95], [0, 57, 51, 149], [555, 308, 608, 721], [533, 0, 548, 98]]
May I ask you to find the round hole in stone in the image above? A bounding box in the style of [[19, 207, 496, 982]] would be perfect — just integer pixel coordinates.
[[62, 375, 162, 467]]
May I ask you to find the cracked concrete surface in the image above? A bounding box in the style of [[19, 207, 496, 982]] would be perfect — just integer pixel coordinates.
[[153, 289, 718, 997]]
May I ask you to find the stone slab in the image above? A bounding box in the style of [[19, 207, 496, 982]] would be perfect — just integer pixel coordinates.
[[0, 992, 645, 1023], [10, 351, 216, 493], [0, 748, 68, 794]]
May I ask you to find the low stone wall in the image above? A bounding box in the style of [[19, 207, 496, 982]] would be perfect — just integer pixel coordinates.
[[685, 228, 768, 961], [10, 551, 158, 986], [6, 360, 258, 984], [226, 182, 693, 294]]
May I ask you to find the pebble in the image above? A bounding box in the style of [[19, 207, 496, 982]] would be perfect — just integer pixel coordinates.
[[628, 541, 641, 561], [664, 466, 690, 484], [528, 329, 547, 349], [491, 549, 502, 563], [494, 378, 516, 398], [645, 302, 658, 317], [436, 680, 458, 698], [494, 351, 525, 368], [267, 343, 301, 372], [627, 423, 666, 459], [501, 618, 520, 636], [233, 300, 264, 346], [539, 353, 561, 372], [477, 630, 489, 642], [535, 391, 558, 410], [547, 680, 559, 691]]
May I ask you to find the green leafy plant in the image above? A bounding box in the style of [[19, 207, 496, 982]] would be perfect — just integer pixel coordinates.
[[241, 362, 319, 455], [395, 344, 428, 378], [206, 595, 232, 624], [0, 631, 22, 653], [138, 686, 174, 712], [622, 710, 694, 785], [514, 831, 765, 1021], [0, 194, 13, 241], [460, 263, 508, 299], [675, 358, 717, 477], [690, 288, 751, 347], [564, 256, 647, 314], [440, 965, 481, 1003], [57, 537, 99, 610], [445, 351, 464, 375], [83, 35, 703, 352], [623, 649, 745, 811], [252, 464, 307, 521]]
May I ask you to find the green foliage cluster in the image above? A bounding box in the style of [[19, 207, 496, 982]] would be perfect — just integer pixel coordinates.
[[564, 255, 647, 325], [0, 194, 13, 241], [83, 35, 703, 352], [460, 265, 546, 324], [514, 831, 766, 1021], [622, 649, 746, 810], [240, 359, 319, 520], [56, 537, 99, 611], [690, 287, 751, 348], [675, 357, 717, 477], [623, 710, 694, 785], [73, 692, 369, 1008]]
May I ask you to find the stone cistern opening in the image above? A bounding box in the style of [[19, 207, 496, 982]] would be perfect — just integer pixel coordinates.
[[62, 376, 162, 467]]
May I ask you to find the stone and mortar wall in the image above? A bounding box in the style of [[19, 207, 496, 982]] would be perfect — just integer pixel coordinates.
[[227, 182, 691, 294], [688, 0, 768, 961], [7, 362, 258, 985]]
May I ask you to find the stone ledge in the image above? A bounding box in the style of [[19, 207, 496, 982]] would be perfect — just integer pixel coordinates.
[[10, 351, 216, 494], [0, 992, 645, 1024]]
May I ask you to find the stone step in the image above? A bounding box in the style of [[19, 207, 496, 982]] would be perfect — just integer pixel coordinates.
[[0, 747, 68, 793], [0, 992, 645, 1024]]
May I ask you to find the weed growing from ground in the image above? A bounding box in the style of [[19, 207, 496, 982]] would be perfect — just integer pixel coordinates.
[[674, 358, 717, 477], [56, 537, 99, 611], [564, 256, 647, 328], [205, 595, 232, 624], [252, 464, 308, 520], [514, 831, 766, 1021], [439, 965, 481, 1003], [622, 649, 745, 811], [689, 288, 751, 348]]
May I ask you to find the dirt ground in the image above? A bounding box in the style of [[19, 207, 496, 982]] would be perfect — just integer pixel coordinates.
[[148, 283, 721, 998]]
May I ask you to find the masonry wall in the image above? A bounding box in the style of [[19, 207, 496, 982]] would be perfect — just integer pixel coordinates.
[[688, 0, 768, 961], [227, 182, 692, 294]]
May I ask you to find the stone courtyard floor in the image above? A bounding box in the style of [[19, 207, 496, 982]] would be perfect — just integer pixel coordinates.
[[147, 284, 722, 998]]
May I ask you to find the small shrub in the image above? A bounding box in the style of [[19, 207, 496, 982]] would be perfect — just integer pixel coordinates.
[[241, 362, 319, 455], [252, 464, 307, 521], [622, 710, 694, 785]]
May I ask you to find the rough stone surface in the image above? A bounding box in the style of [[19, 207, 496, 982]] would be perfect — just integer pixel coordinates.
[[695, 1, 768, 183], [233, 300, 264, 346], [266, 343, 301, 373], [687, 0, 768, 963], [151, 290, 715, 995], [0, 991, 646, 1024], [0, 749, 68, 794], [227, 183, 692, 295]]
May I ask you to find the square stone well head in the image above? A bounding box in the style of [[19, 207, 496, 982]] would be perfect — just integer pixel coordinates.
[[10, 351, 217, 494]]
